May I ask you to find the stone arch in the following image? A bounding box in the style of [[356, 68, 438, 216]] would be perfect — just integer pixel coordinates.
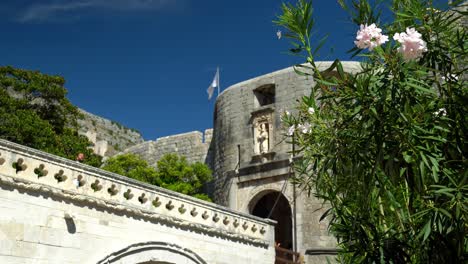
[[137, 261, 172, 264], [97, 241, 207, 264], [247, 188, 290, 212], [249, 190, 293, 250], [241, 184, 293, 213]]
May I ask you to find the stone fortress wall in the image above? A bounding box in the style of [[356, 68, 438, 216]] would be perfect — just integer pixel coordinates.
[[121, 129, 213, 169]]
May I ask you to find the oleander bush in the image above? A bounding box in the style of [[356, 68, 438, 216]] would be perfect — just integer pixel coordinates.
[[276, 0, 467, 262]]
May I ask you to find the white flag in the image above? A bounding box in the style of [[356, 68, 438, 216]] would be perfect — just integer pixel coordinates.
[[207, 67, 219, 100]]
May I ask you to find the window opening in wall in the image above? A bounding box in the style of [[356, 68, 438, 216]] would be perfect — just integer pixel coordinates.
[[254, 84, 275, 107]]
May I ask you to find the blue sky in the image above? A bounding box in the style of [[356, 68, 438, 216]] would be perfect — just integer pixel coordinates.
[[0, 0, 361, 140]]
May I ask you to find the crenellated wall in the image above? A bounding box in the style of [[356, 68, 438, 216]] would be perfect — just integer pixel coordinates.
[[0, 139, 275, 264]]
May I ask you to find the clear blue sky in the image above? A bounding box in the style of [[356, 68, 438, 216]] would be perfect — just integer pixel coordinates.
[[0, 0, 362, 140]]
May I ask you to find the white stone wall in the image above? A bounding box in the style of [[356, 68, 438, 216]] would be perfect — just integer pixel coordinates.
[[0, 189, 273, 264], [0, 139, 275, 264]]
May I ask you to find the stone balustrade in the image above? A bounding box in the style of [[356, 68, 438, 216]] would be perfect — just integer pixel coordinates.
[[0, 139, 275, 247]]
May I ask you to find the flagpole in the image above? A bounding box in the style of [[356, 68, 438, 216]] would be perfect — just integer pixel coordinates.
[[217, 66, 220, 97]]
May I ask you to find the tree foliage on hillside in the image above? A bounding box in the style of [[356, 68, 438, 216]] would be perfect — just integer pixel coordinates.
[[0, 66, 102, 167], [276, 0, 466, 263], [102, 153, 212, 201]]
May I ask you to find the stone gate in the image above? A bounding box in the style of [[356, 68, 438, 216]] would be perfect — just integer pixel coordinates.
[[0, 139, 275, 263]]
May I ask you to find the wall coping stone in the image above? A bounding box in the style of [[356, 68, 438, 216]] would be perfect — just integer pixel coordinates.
[[216, 61, 361, 100]]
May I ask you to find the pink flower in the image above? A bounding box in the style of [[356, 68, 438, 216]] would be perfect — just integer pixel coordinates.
[[287, 125, 295, 136], [354, 23, 389, 50], [393, 28, 427, 61]]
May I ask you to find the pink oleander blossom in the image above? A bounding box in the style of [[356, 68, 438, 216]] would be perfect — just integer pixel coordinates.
[[393, 28, 427, 61], [354, 23, 389, 51]]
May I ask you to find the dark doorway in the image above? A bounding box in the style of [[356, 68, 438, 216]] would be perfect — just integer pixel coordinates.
[[251, 191, 293, 249]]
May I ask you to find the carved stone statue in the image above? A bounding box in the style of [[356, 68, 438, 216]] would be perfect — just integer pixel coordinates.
[[256, 123, 269, 154]]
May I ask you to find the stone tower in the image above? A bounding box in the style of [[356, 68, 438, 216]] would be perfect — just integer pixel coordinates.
[[211, 61, 361, 263]]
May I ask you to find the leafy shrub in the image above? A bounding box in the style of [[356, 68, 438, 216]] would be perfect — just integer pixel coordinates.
[[103, 153, 213, 201], [0, 66, 102, 167], [276, 0, 467, 263]]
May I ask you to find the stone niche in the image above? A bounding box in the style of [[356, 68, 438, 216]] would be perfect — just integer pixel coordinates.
[[251, 107, 275, 163], [253, 84, 275, 108]]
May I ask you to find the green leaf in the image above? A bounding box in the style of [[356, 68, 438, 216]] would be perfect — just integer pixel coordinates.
[[405, 80, 437, 95], [420, 153, 430, 170], [370, 107, 379, 120], [403, 152, 412, 163], [419, 220, 432, 242], [438, 208, 452, 219]]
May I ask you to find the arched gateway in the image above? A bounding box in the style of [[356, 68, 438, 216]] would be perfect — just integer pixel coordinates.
[[249, 191, 293, 250], [97, 241, 207, 264]]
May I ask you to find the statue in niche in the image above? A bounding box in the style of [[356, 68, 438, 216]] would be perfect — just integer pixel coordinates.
[[256, 123, 269, 154]]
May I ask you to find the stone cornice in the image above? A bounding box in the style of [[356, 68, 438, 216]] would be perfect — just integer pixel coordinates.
[[250, 105, 275, 117], [0, 139, 275, 246]]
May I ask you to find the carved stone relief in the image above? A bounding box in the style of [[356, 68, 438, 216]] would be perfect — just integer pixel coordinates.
[[252, 110, 274, 156]]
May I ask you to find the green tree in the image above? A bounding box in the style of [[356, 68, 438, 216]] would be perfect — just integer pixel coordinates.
[[103, 153, 213, 201], [276, 0, 466, 263], [102, 153, 159, 184], [0, 66, 102, 167]]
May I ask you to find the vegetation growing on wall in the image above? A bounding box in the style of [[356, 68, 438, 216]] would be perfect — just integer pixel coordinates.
[[103, 153, 213, 201], [0, 66, 102, 167], [276, 0, 466, 263]]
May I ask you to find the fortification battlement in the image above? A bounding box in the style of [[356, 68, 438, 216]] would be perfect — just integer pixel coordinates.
[[156, 129, 213, 145], [0, 139, 274, 246]]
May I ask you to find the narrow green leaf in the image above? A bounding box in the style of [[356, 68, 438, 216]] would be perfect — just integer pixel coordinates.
[[405, 81, 437, 95], [421, 220, 431, 242], [438, 208, 452, 219]]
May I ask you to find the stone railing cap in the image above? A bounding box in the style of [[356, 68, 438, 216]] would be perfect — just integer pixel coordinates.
[[0, 139, 276, 226]]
